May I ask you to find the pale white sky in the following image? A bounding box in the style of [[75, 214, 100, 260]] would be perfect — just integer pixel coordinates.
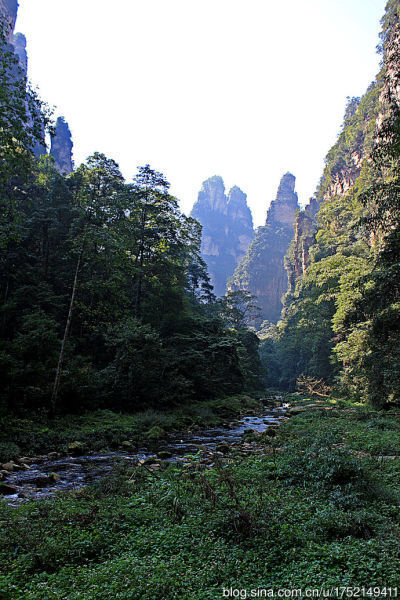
[[16, 0, 386, 226]]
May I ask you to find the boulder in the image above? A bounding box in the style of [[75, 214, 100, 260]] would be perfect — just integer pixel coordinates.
[[145, 426, 166, 440], [2, 461, 21, 472], [30, 473, 59, 488], [0, 483, 18, 495], [67, 441, 87, 456], [157, 450, 173, 459], [288, 406, 308, 415], [216, 442, 230, 454], [121, 440, 133, 449], [47, 452, 59, 460]]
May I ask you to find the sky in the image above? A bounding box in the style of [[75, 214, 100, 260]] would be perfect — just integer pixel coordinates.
[[16, 0, 387, 226]]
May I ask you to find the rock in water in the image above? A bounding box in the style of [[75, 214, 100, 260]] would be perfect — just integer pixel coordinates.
[[191, 176, 253, 296], [50, 116, 74, 175], [229, 172, 300, 324]]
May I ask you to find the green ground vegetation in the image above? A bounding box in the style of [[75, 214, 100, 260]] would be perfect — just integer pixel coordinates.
[[1, 396, 400, 599]]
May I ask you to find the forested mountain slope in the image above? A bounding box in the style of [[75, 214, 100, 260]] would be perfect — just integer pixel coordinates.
[[229, 173, 300, 324], [262, 0, 400, 406]]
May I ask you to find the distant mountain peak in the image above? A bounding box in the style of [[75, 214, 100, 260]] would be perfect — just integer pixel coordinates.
[[191, 176, 253, 296]]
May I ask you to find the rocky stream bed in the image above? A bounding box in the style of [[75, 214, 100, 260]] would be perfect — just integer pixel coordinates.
[[0, 403, 288, 506]]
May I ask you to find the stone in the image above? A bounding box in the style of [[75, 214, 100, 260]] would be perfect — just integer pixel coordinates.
[[215, 442, 230, 454], [145, 426, 166, 440], [47, 452, 59, 460], [121, 441, 133, 449], [50, 116, 74, 175], [67, 441, 87, 456], [288, 406, 308, 415], [140, 456, 158, 465], [2, 461, 21, 472], [190, 176, 253, 296], [157, 450, 173, 459], [32, 475, 55, 488], [264, 427, 277, 437], [0, 483, 18, 495]]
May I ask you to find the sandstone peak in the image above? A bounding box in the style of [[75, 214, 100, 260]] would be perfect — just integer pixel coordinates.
[[0, 0, 18, 42], [266, 172, 299, 227], [228, 186, 247, 205], [191, 176, 254, 296], [13, 32, 27, 73], [50, 116, 74, 175]]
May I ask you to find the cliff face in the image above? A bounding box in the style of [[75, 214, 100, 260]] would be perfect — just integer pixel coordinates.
[[12, 31, 26, 72], [0, 0, 18, 43], [50, 117, 74, 175], [190, 176, 253, 297], [1, 1, 74, 167], [229, 172, 300, 324]]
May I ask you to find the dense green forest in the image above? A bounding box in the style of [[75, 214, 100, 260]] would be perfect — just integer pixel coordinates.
[[0, 28, 264, 421]]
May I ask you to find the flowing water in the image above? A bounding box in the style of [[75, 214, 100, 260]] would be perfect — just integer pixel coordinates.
[[2, 404, 287, 506]]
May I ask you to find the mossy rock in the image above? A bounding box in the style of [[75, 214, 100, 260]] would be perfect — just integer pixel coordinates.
[[67, 441, 87, 456], [145, 426, 166, 440], [216, 441, 230, 454], [121, 440, 133, 449], [264, 427, 278, 437], [288, 407, 308, 415], [157, 450, 173, 459]]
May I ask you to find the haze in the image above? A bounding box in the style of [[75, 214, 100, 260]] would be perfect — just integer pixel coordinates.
[[16, 0, 386, 225]]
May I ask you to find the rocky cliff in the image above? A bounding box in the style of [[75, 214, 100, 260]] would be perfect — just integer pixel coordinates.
[[50, 117, 74, 175], [1, 0, 74, 167], [0, 0, 18, 43], [190, 176, 253, 296], [229, 172, 300, 324]]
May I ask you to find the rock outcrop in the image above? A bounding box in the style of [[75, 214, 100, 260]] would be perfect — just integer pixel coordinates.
[[50, 117, 74, 175], [0, 0, 18, 43], [229, 173, 300, 324], [12, 31, 26, 73], [191, 176, 253, 296], [1, 1, 74, 165]]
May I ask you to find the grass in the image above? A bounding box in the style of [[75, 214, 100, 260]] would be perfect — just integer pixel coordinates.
[[1, 396, 400, 598]]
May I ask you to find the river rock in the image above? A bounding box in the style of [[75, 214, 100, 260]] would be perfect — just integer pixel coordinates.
[[27, 473, 59, 488], [145, 426, 166, 440], [18, 457, 34, 464], [216, 442, 230, 454], [264, 427, 278, 437], [0, 483, 19, 495], [157, 450, 173, 459], [47, 452, 60, 460], [121, 441, 133, 449], [140, 456, 158, 465], [2, 461, 22, 472], [67, 441, 87, 456], [288, 406, 308, 415]]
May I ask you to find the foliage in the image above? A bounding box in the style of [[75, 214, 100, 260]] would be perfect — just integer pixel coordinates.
[[2, 402, 400, 598]]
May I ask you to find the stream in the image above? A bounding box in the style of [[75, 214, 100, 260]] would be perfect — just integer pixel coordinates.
[[2, 403, 287, 506]]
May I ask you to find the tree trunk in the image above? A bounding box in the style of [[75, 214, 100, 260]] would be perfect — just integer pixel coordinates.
[[50, 248, 83, 417]]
